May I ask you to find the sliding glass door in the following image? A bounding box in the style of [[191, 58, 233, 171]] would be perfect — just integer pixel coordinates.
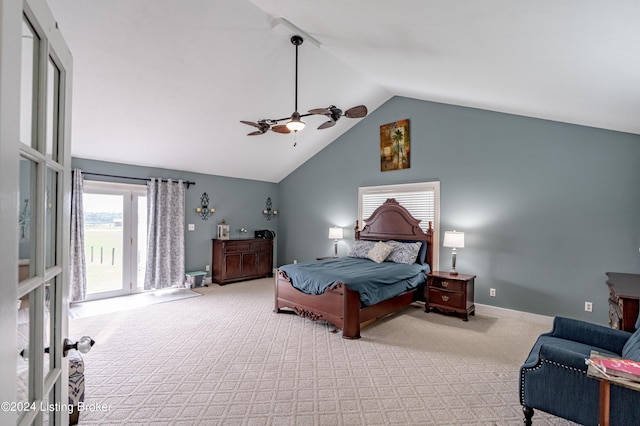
[[82, 181, 147, 300]]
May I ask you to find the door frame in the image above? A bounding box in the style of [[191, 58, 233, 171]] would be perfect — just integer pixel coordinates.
[[0, 0, 23, 421], [81, 180, 148, 300]]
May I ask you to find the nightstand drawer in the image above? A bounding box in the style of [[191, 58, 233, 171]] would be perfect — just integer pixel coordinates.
[[425, 271, 475, 321], [429, 278, 465, 292], [428, 288, 464, 309]]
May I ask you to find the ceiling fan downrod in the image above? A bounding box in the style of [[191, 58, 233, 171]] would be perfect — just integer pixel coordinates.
[[287, 35, 305, 134]]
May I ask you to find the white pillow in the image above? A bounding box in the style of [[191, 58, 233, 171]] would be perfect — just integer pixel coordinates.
[[367, 241, 394, 263]]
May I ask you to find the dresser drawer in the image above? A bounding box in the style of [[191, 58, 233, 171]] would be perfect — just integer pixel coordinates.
[[250, 240, 271, 251], [224, 242, 251, 253], [428, 288, 464, 309], [429, 278, 465, 292]]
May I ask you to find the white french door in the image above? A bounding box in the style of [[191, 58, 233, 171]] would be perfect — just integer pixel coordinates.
[[2, 0, 73, 424], [82, 181, 147, 300]]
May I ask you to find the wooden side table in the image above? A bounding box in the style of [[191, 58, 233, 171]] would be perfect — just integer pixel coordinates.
[[587, 351, 640, 426], [425, 271, 476, 321]]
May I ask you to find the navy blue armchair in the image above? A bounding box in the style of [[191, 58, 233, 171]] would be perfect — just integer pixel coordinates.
[[519, 316, 640, 425]]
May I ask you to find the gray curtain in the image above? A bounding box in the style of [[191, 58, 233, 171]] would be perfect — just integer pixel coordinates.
[[69, 168, 86, 302], [144, 178, 185, 289]]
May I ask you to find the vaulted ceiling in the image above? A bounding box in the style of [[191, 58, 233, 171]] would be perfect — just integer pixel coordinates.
[[48, 0, 640, 183]]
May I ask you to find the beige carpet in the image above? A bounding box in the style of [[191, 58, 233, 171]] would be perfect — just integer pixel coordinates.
[[69, 278, 577, 425]]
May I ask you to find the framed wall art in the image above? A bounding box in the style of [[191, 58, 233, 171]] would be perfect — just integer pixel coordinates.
[[380, 119, 410, 172]]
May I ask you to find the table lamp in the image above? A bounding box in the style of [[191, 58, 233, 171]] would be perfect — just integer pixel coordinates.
[[443, 230, 465, 275], [328, 227, 344, 257]]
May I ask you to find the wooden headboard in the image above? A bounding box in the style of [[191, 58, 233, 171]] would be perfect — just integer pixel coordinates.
[[355, 198, 433, 266]]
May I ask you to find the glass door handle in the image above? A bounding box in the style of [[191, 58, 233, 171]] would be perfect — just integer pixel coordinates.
[[19, 335, 95, 359], [63, 336, 95, 357]]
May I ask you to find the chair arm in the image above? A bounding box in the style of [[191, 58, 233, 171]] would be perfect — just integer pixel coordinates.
[[538, 343, 590, 372], [549, 317, 631, 353]]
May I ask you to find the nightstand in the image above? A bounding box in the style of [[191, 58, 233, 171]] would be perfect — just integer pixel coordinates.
[[425, 271, 476, 321]]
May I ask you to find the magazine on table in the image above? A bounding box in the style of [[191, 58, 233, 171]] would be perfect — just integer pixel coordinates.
[[587, 351, 640, 386]]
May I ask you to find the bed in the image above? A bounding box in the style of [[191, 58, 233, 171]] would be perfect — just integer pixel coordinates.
[[275, 198, 434, 339]]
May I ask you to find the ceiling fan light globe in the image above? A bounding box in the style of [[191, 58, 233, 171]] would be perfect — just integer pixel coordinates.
[[286, 120, 305, 132], [286, 112, 305, 132]]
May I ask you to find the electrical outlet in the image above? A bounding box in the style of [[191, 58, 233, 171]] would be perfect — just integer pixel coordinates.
[[585, 301, 593, 312], [490, 288, 496, 297], [205, 264, 210, 272], [188, 223, 195, 231]]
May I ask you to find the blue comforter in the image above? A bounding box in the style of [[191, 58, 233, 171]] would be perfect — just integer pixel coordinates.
[[279, 257, 430, 307]]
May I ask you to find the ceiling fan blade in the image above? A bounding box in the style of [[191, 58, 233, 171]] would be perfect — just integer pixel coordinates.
[[247, 130, 266, 136], [318, 120, 336, 130], [240, 120, 261, 128], [344, 105, 368, 118], [308, 108, 331, 116], [272, 125, 291, 134]]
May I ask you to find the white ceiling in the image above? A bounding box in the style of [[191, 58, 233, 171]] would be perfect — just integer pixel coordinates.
[[48, 0, 640, 183]]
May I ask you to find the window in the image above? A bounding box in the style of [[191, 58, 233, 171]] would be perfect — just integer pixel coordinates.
[[358, 181, 440, 266]]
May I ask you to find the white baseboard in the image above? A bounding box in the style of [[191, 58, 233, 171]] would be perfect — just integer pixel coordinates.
[[475, 303, 554, 326]]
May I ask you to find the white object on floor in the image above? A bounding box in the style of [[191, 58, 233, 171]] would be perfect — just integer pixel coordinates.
[[69, 288, 201, 319]]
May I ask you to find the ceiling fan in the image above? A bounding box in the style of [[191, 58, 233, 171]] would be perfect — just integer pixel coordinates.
[[241, 35, 368, 142]]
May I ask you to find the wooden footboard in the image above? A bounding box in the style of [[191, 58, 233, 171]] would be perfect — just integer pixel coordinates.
[[275, 269, 420, 339]]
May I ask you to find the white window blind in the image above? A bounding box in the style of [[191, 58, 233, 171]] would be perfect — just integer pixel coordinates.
[[358, 182, 439, 232]]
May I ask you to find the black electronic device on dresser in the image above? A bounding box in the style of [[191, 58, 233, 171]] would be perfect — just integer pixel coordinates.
[[255, 229, 276, 240]]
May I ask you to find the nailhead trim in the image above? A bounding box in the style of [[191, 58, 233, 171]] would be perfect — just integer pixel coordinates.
[[520, 356, 586, 405]]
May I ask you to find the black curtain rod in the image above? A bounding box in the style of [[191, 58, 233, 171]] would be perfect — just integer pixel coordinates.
[[83, 172, 195, 189]]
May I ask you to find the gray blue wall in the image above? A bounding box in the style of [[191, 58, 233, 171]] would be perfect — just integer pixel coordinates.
[[277, 96, 640, 323], [73, 95, 640, 324], [71, 158, 279, 276]]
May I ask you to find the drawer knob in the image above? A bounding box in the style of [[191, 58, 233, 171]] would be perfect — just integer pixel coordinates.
[[441, 281, 449, 288], [441, 295, 449, 302]]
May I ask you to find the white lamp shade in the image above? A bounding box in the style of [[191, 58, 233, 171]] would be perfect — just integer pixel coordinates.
[[443, 230, 465, 248], [328, 227, 344, 240]]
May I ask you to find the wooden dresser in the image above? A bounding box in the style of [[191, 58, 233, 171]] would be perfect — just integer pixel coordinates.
[[606, 272, 640, 332], [212, 238, 273, 285]]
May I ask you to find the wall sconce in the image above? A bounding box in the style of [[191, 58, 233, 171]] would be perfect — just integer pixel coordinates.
[[443, 230, 465, 275], [328, 227, 344, 257], [196, 192, 215, 220], [263, 197, 278, 220]]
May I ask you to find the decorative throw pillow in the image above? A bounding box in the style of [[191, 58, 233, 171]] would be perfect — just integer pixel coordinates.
[[348, 240, 376, 259], [367, 241, 394, 263], [622, 328, 640, 362], [385, 241, 422, 264]]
